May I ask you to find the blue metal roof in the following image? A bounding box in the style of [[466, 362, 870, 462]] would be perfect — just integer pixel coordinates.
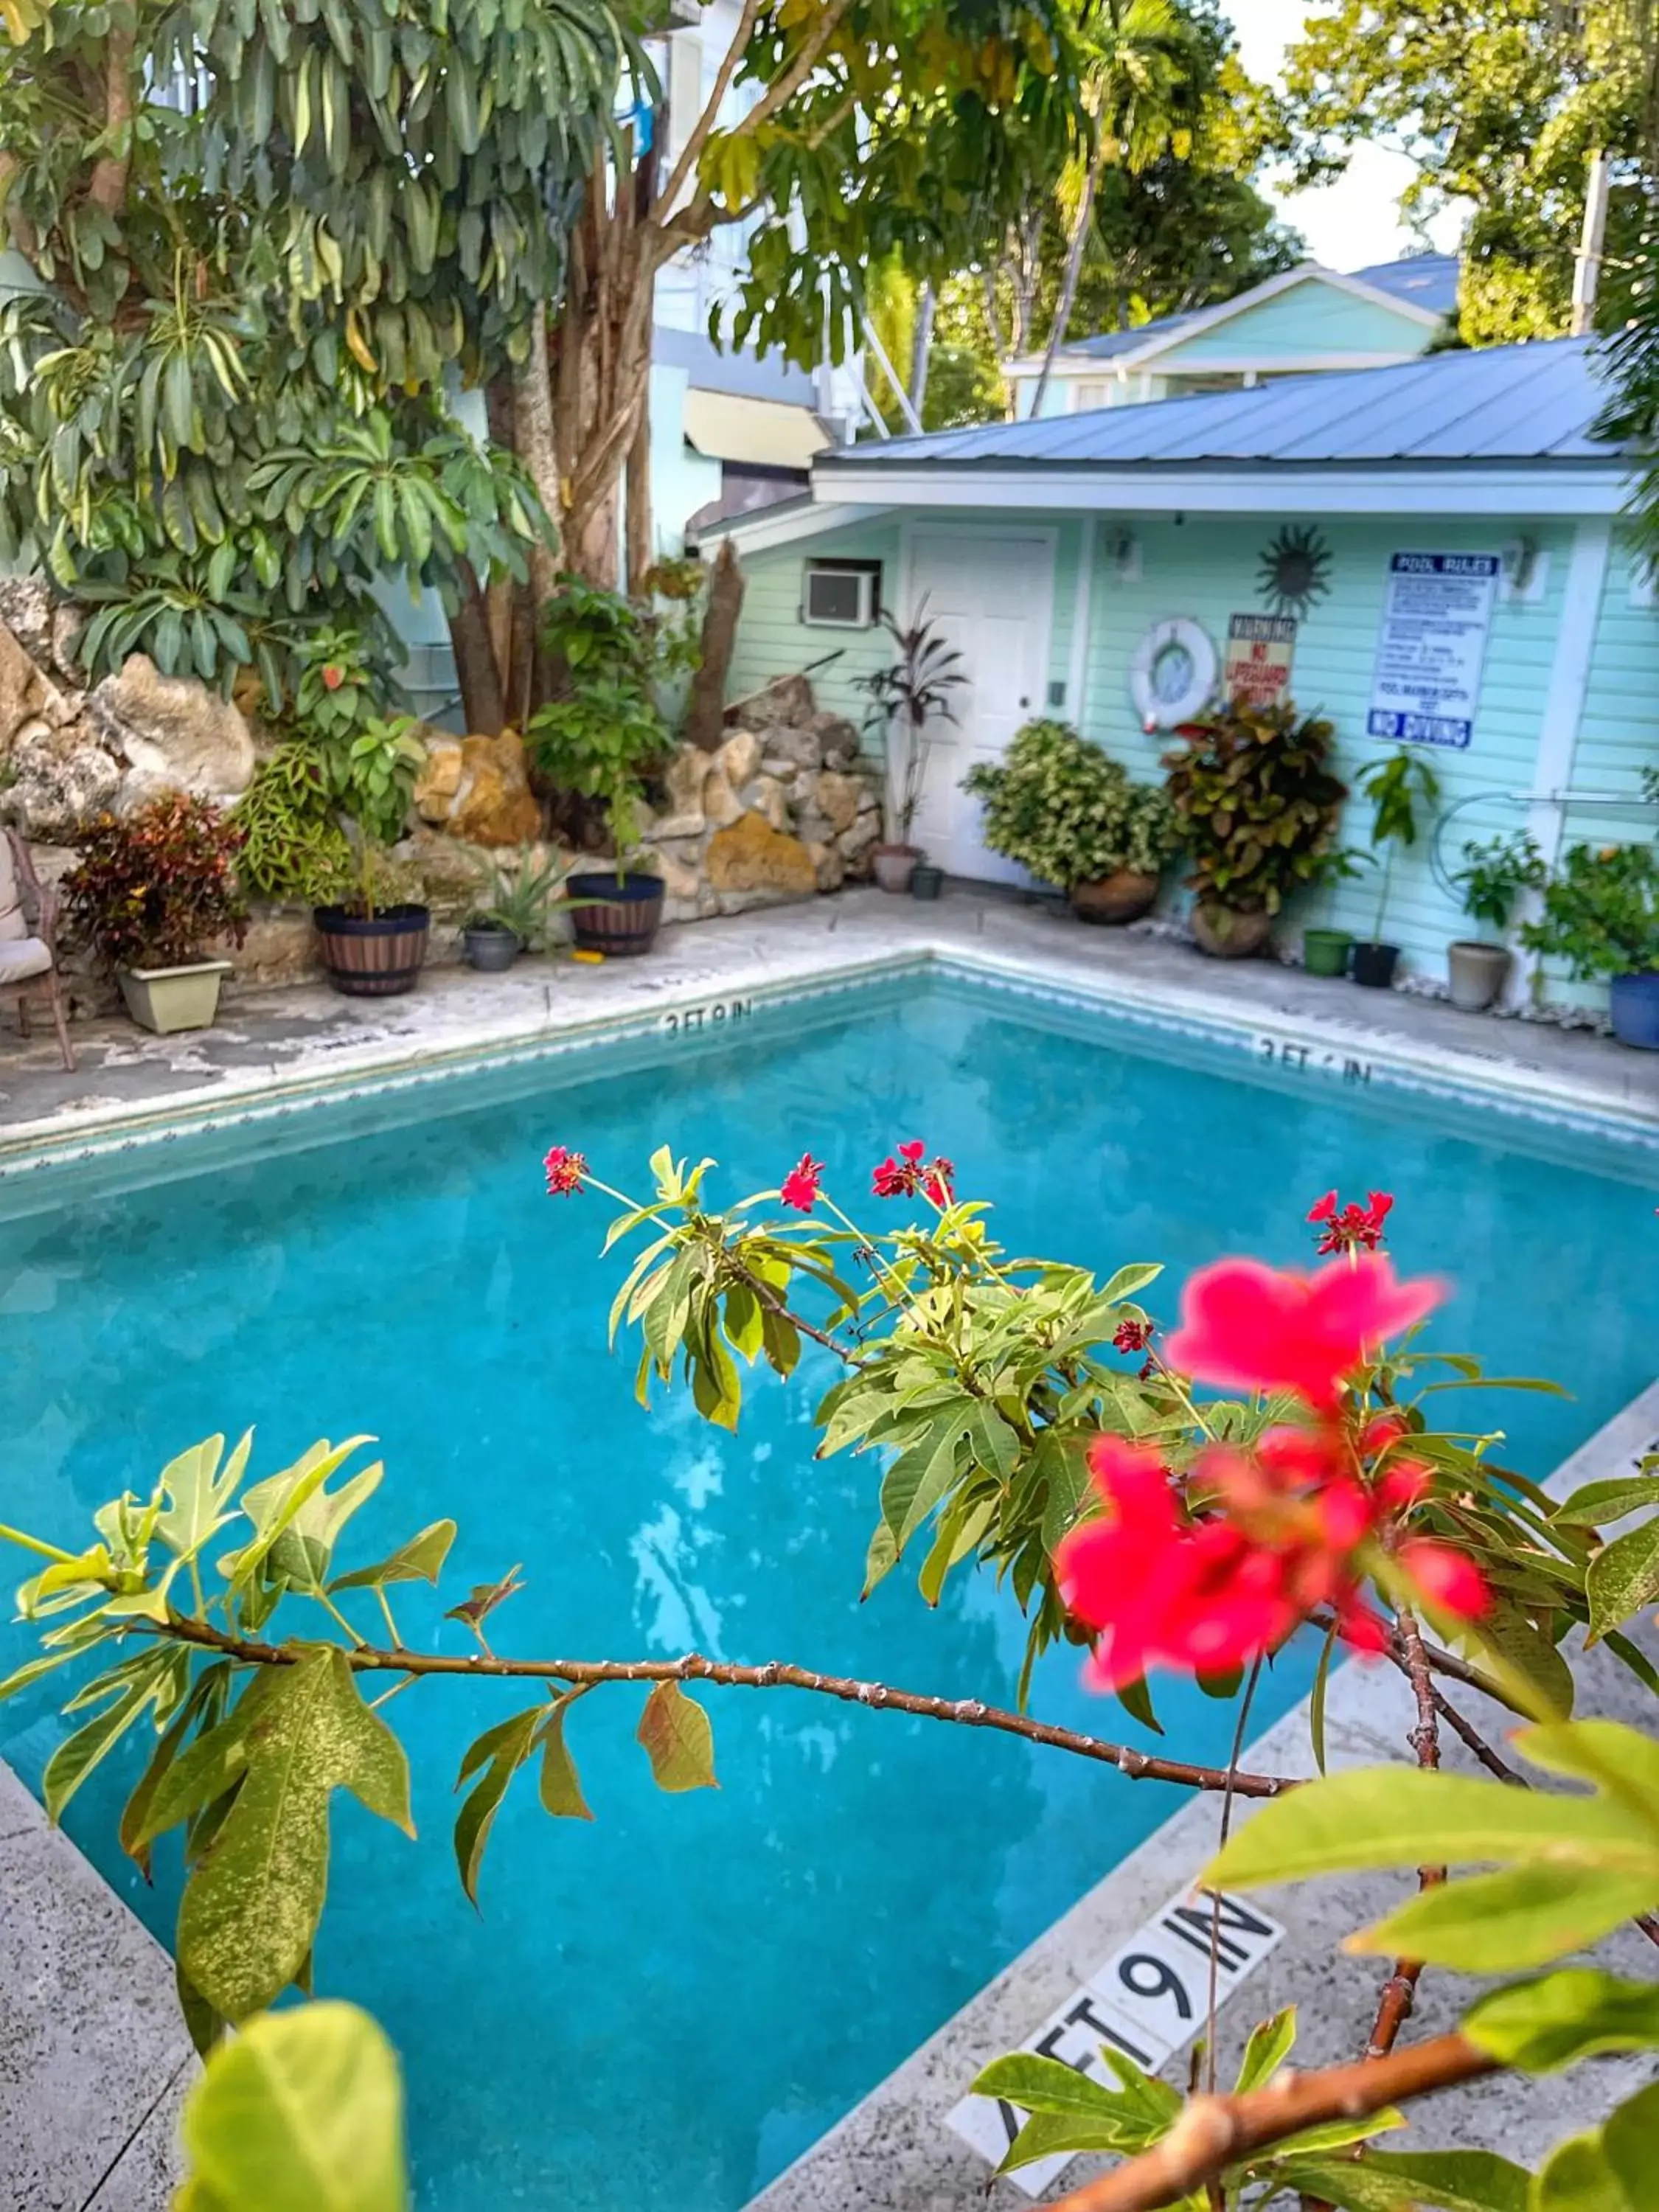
[[821, 338, 1619, 472], [1064, 254, 1458, 364]]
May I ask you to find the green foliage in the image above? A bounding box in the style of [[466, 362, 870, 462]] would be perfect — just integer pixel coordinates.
[[1528, 2081, 1659, 2211], [470, 846, 577, 946], [856, 605, 968, 844], [1520, 842, 1659, 980], [1162, 698, 1348, 917], [62, 794, 249, 971], [527, 574, 697, 865], [1464, 1971, 1659, 2073], [175, 2000, 408, 2212], [636, 1680, 719, 1794], [1455, 832, 1548, 937], [962, 718, 1180, 886], [1357, 746, 1441, 944], [234, 747, 355, 908]]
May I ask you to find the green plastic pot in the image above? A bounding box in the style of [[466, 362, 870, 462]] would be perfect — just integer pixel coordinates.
[[1302, 928, 1353, 979]]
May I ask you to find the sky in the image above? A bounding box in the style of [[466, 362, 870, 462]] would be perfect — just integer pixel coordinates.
[[1225, 0, 1466, 271]]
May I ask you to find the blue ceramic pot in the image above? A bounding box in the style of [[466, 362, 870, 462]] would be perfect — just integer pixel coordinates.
[[1609, 971, 1659, 1050]]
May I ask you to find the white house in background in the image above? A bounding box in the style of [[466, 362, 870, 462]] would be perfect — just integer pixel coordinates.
[[1006, 254, 1459, 420]]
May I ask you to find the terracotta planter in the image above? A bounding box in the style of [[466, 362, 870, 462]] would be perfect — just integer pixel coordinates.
[[1191, 903, 1271, 959], [116, 959, 232, 1034], [872, 844, 920, 894], [313, 904, 431, 997], [1447, 940, 1509, 1013], [1069, 870, 1159, 925]]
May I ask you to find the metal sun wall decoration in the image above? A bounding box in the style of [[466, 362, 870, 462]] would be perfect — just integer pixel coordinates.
[[1256, 524, 1333, 619]]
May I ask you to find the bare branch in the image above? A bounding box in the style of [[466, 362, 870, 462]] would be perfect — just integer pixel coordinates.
[[145, 1615, 1301, 1798], [1364, 1610, 1444, 2061], [1049, 2034, 1498, 2212], [655, 0, 763, 215]]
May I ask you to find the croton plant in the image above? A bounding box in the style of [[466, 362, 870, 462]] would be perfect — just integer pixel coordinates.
[[5, 1139, 1659, 2209]]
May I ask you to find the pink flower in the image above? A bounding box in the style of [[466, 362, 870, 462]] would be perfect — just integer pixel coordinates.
[[543, 1145, 587, 1197], [780, 1153, 825, 1213], [1163, 1256, 1443, 1411], [1113, 1317, 1153, 1353], [872, 1138, 955, 1205], [1399, 1539, 1490, 1621], [321, 664, 345, 691], [1308, 1189, 1394, 1257]]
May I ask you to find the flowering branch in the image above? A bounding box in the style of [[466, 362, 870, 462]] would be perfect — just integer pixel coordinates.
[[142, 1615, 1301, 1798], [1048, 2033, 1497, 2212]]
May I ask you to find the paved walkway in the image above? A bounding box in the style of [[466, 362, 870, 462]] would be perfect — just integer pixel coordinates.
[[3, 887, 1653, 1149]]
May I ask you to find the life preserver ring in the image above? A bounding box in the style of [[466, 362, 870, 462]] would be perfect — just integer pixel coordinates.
[[1129, 616, 1218, 731]]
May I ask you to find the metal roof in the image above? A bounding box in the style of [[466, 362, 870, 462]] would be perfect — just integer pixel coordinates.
[[820, 338, 1620, 473]]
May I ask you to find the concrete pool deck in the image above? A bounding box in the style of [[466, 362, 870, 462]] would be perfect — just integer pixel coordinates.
[[2, 889, 1656, 2208], [1, 886, 1655, 1155]]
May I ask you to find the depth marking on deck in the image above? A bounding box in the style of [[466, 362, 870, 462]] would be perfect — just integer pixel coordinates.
[[1252, 1030, 1375, 1085], [947, 1886, 1284, 2198]]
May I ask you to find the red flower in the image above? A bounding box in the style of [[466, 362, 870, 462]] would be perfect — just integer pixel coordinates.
[[543, 1146, 588, 1197], [1399, 1538, 1489, 1619], [780, 1152, 825, 1213], [321, 664, 345, 691], [1308, 1189, 1394, 1256], [1163, 1256, 1442, 1411], [1113, 1317, 1153, 1353], [872, 1138, 956, 1205]]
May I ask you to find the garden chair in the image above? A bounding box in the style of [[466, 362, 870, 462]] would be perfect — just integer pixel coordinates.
[[0, 826, 75, 1071]]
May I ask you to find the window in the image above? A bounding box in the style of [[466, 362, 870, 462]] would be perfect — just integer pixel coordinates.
[[802, 560, 882, 629]]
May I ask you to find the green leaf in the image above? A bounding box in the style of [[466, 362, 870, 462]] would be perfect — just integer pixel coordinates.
[[1115, 1672, 1164, 1736], [971, 2053, 1156, 2156], [862, 1518, 899, 1599], [537, 1697, 593, 1822], [1586, 1515, 1659, 1642], [1099, 1262, 1163, 1306], [994, 2107, 1147, 2175], [636, 1680, 717, 1793], [880, 1417, 962, 1551], [1476, 1599, 1575, 1719], [1554, 1476, 1659, 1526], [120, 1663, 231, 1879], [1234, 2006, 1295, 2094], [177, 1652, 414, 2022], [453, 1706, 540, 1907], [330, 1521, 456, 1592], [1464, 1970, 1659, 2073], [1278, 2149, 1528, 2212], [176, 2000, 407, 2211], [1352, 1860, 1659, 1973], [1531, 2083, 1659, 2211], [155, 1433, 252, 1562], [44, 1646, 181, 1823], [1310, 1616, 1338, 1775], [964, 1403, 1020, 1481]]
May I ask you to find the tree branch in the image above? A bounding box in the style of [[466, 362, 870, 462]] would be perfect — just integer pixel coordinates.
[[655, 0, 764, 215], [145, 1615, 1301, 1798], [86, 24, 135, 215], [1049, 2034, 1498, 2212], [1364, 1610, 1444, 2061]]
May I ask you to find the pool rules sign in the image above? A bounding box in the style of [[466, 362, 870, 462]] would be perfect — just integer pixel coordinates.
[[1367, 551, 1499, 749]]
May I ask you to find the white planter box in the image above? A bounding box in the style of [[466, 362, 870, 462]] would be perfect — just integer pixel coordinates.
[[116, 960, 233, 1035]]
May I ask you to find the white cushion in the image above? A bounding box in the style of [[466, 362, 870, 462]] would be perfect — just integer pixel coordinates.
[[0, 838, 24, 944], [0, 935, 50, 984]]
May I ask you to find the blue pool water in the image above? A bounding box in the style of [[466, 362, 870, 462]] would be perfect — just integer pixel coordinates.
[[1, 972, 1655, 2208]]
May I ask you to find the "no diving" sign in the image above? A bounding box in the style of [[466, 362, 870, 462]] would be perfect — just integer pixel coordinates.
[[947, 1886, 1284, 2197]]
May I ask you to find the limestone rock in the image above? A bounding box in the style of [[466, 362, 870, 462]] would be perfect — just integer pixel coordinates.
[[649, 839, 704, 905], [88, 655, 256, 800], [706, 811, 817, 898], [7, 717, 121, 841], [809, 712, 861, 768], [757, 726, 821, 773], [740, 773, 789, 832], [661, 746, 709, 823], [0, 578, 58, 670], [643, 810, 704, 842], [806, 839, 845, 893], [712, 728, 760, 791], [0, 622, 69, 754], [397, 824, 496, 917], [49, 602, 84, 684], [232, 913, 321, 989], [813, 771, 864, 835], [416, 729, 541, 847], [795, 809, 835, 847], [839, 810, 881, 863], [702, 765, 744, 830], [732, 673, 814, 731]]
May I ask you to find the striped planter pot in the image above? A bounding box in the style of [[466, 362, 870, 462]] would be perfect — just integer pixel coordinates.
[[313, 905, 432, 997], [567, 873, 665, 959]]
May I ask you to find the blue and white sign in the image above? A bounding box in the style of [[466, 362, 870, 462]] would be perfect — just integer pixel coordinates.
[[1367, 552, 1500, 749]]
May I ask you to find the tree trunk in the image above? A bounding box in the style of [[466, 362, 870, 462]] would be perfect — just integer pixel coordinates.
[[512, 313, 563, 706], [447, 565, 507, 736], [685, 539, 745, 751], [625, 399, 654, 591], [908, 281, 936, 421], [1030, 137, 1107, 418]]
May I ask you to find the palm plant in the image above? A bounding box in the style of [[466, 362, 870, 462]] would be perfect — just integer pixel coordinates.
[[1029, 0, 1207, 416], [856, 602, 969, 850]]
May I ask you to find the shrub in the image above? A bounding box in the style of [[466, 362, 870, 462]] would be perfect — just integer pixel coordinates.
[[1453, 831, 1547, 937], [1163, 698, 1347, 916], [63, 793, 248, 971], [234, 745, 354, 907], [963, 719, 1178, 886], [1520, 840, 1659, 977]]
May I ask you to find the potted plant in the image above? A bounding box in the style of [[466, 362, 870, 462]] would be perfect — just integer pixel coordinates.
[[461, 849, 582, 972], [1300, 848, 1374, 977], [1520, 841, 1659, 1047], [857, 602, 967, 894], [63, 793, 248, 1034], [1350, 746, 1440, 988], [962, 718, 1178, 921], [312, 715, 431, 997], [529, 577, 686, 956], [1162, 699, 1347, 958], [1447, 832, 1546, 1012]]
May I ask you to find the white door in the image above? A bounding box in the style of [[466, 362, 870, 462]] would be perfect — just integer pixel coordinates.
[[905, 531, 1055, 883]]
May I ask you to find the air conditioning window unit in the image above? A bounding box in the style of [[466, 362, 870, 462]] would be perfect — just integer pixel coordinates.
[[803, 560, 882, 629]]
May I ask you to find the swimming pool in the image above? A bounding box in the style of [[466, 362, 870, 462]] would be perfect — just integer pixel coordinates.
[[2, 969, 1655, 2208]]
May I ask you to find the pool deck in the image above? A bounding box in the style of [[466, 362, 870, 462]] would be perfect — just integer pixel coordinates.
[[2, 890, 1657, 2208], [2, 886, 1655, 1153]]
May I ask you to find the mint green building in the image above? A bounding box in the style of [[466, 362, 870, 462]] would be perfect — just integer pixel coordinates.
[[696, 336, 1657, 1013]]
